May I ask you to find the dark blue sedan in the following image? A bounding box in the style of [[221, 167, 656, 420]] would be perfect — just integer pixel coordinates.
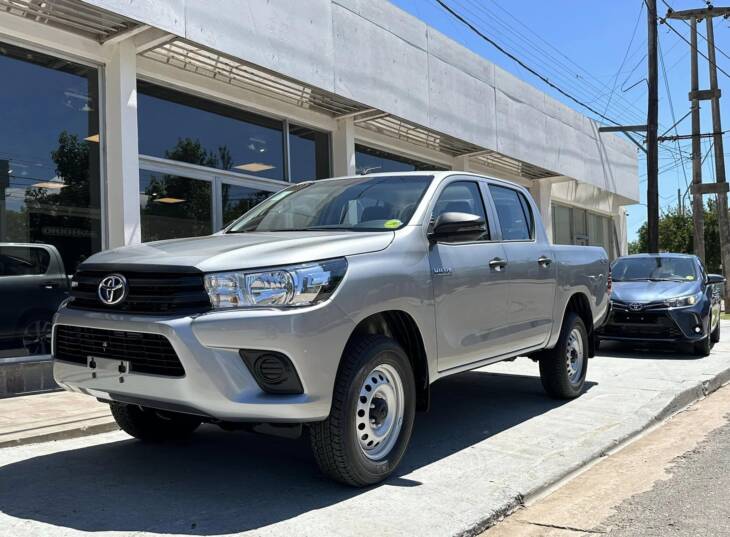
[[596, 253, 724, 356]]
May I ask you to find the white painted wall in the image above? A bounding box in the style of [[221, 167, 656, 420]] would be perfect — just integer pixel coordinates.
[[81, 0, 640, 203]]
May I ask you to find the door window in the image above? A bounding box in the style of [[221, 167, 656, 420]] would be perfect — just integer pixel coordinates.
[[489, 185, 534, 241], [0, 246, 50, 276], [431, 181, 489, 241]]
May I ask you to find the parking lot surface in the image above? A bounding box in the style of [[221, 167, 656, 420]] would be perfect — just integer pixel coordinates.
[[2, 322, 730, 537]]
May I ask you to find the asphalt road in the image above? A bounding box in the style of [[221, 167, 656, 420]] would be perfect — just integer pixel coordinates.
[[603, 417, 730, 536], [2, 325, 730, 537]]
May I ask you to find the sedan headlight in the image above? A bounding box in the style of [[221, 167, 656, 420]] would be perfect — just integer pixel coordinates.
[[204, 258, 347, 309], [664, 292, 702, 308]]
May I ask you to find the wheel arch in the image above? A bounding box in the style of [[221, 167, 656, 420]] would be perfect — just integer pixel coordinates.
[[560, 292, 595, 357], [344, 310, 431, 411]]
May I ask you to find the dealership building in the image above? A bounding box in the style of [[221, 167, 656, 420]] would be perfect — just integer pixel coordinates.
[[0, 0, 638, 395]]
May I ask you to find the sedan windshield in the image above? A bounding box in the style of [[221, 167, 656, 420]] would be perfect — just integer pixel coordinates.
[[611, 256, 698, 282], [227, 175, 433, 233]]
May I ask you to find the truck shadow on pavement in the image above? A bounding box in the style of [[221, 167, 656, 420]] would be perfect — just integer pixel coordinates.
[[0, 370, 593, 535]]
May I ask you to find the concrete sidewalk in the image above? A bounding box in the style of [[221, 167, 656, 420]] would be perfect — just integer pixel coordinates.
[[1, 324, 730, 537], [0, 391, 116, 448]]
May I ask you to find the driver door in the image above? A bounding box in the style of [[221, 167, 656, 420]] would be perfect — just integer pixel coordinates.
[[429, 178, 512, 372]]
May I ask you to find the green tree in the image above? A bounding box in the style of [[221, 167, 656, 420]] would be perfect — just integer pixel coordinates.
[[632, 201, 721, 272]]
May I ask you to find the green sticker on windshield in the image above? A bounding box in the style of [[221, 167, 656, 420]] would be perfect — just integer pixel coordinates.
[[686, 275, 695, 280], [384, 219, 402, 229]]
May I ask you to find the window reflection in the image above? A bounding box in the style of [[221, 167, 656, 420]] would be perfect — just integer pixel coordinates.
[[139, 170, 212, 241], [289, 124, 330, 182], [222, 184, 272, 227], [355, 144, 447, 174], [0, 42, 101, 358], [137, 81, 285, 180]]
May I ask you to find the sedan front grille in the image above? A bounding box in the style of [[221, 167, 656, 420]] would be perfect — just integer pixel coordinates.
[[54, 325, 185, 377], [69, 269, 210, 315]]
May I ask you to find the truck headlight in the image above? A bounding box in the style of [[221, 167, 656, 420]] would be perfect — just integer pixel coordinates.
[[204, 258, 347, 309], [664, 292, 702, 308]]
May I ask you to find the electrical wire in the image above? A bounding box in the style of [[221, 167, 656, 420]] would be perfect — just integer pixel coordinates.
[[660, 0, 730, 63], [433, 0, 627, 127], [658, 37, 690, 189]]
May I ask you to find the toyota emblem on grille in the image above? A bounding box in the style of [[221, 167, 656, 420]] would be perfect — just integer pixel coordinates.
[[98, 274, 128, 306], [628, 302, 644, 312]]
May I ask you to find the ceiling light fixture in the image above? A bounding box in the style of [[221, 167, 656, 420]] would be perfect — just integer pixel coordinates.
[[154, 197, 186, 204], [84, 134, 100, 143], [31, 181, 66, 189], [234, 163, 275, 173]]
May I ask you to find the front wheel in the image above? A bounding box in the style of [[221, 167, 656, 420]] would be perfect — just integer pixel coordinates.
[[310, 335, 416, 487], [694, 336, 711, 357], [711, 318, 721, 344], [110, 403, 202, 441], [539, 312, 588, 399]]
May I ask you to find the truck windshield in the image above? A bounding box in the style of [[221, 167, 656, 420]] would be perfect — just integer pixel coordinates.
[[227, 175, 433, 233], [611, 257, 698, 282]]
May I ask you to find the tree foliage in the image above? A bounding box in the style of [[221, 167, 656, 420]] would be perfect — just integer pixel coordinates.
[[629, 200, 721, 272]]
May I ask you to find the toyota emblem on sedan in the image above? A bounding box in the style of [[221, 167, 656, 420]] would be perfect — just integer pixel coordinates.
[[628, 302, 644, 312], [98, 274, 128, 306]]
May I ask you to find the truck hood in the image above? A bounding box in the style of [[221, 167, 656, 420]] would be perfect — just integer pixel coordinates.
[[611, 280, 700, 303], [82, 231, 395, 272]]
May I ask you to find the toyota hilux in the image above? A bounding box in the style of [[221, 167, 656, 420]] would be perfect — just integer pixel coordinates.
[[53, 171, 610, 486]]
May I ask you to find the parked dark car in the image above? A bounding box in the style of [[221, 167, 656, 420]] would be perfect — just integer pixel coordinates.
[[0, 243, 70, 357], [596, 253, 723, 356]]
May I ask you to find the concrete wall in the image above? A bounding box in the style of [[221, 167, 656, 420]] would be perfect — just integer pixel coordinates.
[[81, 0, 639, 203]]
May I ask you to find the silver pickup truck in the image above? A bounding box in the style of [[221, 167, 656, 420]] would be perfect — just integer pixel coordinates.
[[53, 171, 609, 486]]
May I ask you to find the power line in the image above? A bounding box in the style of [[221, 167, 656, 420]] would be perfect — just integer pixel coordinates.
[[660, 0, 730, 62], [433, 0, 626, 127], [455, 0, 648, 125], [658, 37, 690, 189], [604, 1, 646, 116], [659, 15, 730, 79]]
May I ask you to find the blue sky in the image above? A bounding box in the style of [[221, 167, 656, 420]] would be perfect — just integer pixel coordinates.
[[390, 0, 730, 242]]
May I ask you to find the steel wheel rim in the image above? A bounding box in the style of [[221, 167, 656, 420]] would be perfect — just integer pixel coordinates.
[[355, 363, 405, 461], [565, 328, 584, 384], [22, 320, 50, 355]]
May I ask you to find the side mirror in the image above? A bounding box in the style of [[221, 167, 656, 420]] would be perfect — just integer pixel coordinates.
[[429, 212, 486, 241], [707, 273, 726, 285]]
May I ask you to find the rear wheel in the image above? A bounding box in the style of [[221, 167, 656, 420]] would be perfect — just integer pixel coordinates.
[[310, 335, 416, 487], [539, 312, 588, 399], [110, 403, 202, 441]]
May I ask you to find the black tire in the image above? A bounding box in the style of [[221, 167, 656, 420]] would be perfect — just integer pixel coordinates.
[[694, 336, 711, 357], [539, 312, 589, 399], [711, 319, 721, 344], [110, 403, 202, 441], [310, 335, 416, 487]]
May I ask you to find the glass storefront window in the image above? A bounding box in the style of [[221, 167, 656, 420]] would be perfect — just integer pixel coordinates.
[[221, 184, 272, 227], [139, 170, 212, 241], [289, 124, 330, 182], [0, 42, 101, 358], [355, 144, 447, 174], [137, 81, 285, 181]]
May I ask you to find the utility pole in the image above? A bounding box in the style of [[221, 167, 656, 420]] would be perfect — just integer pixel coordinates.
[[666, 5, 730, 294], [690, 15, 706, 262], [647, 0, 660, 253], [705, 14, 730, 296]]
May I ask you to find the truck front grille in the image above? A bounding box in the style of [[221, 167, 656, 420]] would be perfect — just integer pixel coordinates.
[[68, 270, 211, 315], [54, 325, 185, 377]]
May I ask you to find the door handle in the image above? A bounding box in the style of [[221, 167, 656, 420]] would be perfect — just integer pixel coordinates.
[[40, 281, 59, 289], [489, 257, 507, 270], [537, 256, 553, 267]]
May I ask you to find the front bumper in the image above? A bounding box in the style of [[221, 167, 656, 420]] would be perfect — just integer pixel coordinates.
[[596, 302, 708, 343], [52, 302, 355, 422]]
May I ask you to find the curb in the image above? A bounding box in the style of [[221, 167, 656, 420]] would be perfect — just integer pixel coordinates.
[[457, 365, 730, 537], [0, 419, 119, 449]]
